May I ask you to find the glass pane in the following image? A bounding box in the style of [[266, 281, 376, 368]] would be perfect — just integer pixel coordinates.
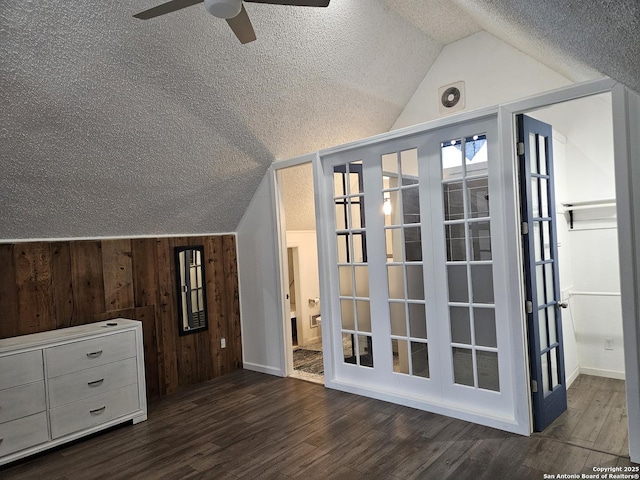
[[392, 339, 409, 374], [354, 266, 369, 297], [471, 264, 494, 304], [385, 190, 401, 226], [404, 226, 422, 262], [474, 308, 497, 348], [403, 187, 420, 224], [389, 302, 407, 336], [333, 169, 345, 197], [551, 347, 559, 388], [386, 227, 402, 262], [548, 306, 557, 345], [406, 265, 425, 300], [450, 307, 471, 344], [444, 182, 464, 221], [340, 299, 355, 330], [477, 351, 499, 391], [539, 308, 548, 350], [343, 333, 355, 364], [387, 265, 404, 299], [349, 199, 362, 229], [545, 262, 555, 304], [400, 148, 419, 183], [356, 301, 371, 333], [442, 139, 463, 180], [541, 352, 550, 394], [382, 153, 398, 177], [538, 135, 547, 176], [447, 264, 469, 303], [348, 162, 362, 194], [540, 178, 549, 218], [335, 203, 347, 230], [469, 221, 491, 261], [533, 222, 542, 262], [446, 224, 467, 262], [358, 335, 373, 367], [529, 133, 538, 174], [352, 233, 365, 263], [453, 347, 474, 386], [531, 177, 539, 218], [543, 221, 551, 260], [465, 134, 488, 176], [337, 234, 348, 263], [408, 303, 427, 339], [411, 342, 429, 378], [467, 178, 489, 218], [536, 265, 545, 307], [339, 266, 352, 296]]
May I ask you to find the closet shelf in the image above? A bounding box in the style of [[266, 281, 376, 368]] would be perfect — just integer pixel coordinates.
[[560, 199, 616, 229]]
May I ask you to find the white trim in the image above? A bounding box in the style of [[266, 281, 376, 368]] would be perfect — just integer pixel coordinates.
[[0, 232, 237, 244], [566, 366, 580, 388], [270, 152, 318, 172], [243, 362, 285, 377], [579, 367, 625, 380]]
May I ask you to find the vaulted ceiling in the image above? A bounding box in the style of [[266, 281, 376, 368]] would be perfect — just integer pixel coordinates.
[[1, 0, 638, 239]]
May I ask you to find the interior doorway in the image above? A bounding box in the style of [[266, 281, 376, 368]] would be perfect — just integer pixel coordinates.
[[277, 161, 324, 384], [519, 93, 627, 455]]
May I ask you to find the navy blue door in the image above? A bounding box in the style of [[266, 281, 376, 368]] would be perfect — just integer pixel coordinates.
[[518, 114, 567, 431]]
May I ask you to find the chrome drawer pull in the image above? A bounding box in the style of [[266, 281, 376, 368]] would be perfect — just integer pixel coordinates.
[[87, 379, 104, 387], [90, 406, 106, 415], [86, 350, 103, 358]]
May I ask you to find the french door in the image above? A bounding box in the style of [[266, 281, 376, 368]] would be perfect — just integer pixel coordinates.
[[320, 116, 518, 422], [517, 114, 567, 431]]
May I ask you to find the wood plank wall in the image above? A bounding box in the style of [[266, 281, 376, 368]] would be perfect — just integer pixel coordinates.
[[0, 235, 242, 399]]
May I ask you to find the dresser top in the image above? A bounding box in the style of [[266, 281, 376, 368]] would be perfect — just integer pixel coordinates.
[[0, 319, 141, 353]]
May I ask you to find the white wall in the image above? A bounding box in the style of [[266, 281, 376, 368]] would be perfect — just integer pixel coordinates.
[[392, 31, 571, 130], [286, 231, 322, 347], [530, 95, 623, 379], [236, 173, 284, 376]]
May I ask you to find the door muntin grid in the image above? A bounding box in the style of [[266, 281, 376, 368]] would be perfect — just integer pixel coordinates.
[[441, 134, 500, 392], [334, 161, 373, 368], [382, 148, 429, 378]]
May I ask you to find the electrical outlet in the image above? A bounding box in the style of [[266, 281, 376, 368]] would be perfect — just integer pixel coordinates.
[[221, 338, 226, 349], [604, 337, 614, 350]]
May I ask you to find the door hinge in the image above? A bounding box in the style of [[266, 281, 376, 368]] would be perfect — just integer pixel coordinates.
[[521, 222, 529, 235], [526, 300, 533, 314], [531, 379, 538, 393], [517, 141, 525, 156]]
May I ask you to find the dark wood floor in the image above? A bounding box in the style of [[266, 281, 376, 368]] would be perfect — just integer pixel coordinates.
[[537, 374, 629, 457], [2, 371, 636, 479]]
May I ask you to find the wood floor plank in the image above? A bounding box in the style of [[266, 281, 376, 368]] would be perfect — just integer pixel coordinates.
[[1, 370, 636, 480]]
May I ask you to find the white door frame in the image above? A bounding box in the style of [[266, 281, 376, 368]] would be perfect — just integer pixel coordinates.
[[268, 77, 640, 462]]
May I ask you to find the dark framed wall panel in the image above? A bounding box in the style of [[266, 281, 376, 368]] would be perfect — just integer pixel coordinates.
[[0, 235, 242, 399]]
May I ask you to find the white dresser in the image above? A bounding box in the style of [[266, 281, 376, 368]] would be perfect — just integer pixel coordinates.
[[0, 319, 147, 466]]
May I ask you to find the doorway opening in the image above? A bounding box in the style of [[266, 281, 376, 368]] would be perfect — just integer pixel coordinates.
[[519, 92, 627, 456], [277, 161, 324, 384]]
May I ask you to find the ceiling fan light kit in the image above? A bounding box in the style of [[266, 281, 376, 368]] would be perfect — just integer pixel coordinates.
[[204, 0, 242, 19]]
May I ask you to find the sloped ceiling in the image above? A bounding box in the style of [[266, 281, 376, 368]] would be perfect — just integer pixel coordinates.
[[1, 0, 637, 239]]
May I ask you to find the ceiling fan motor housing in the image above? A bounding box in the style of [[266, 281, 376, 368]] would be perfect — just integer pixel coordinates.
[[204, 0, 243, 18]]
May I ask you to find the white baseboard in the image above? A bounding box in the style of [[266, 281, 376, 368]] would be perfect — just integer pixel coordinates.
[[579, 366, 625, 380], [243, 362, 285, 377], [566, 366, 580, 388]]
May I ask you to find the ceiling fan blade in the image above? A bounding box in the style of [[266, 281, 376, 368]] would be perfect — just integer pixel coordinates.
[[226, 4, 257, 44], [244, 0, 330, 6], [133, 0, 203, 19]]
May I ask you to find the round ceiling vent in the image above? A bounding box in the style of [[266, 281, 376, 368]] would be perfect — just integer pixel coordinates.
[[441, 87, 461, 108]]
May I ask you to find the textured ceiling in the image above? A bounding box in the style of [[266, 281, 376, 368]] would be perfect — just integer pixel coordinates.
[[1, 0, 638, 239]]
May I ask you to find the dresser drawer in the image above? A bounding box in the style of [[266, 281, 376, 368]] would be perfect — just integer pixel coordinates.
[[48, 357, 138, 408], [0, 351, 43, 390], [0, 412, 49, 457], [0, 382, 46, 424], [45, 331, 136, 378], [49, 384, 140, 439]]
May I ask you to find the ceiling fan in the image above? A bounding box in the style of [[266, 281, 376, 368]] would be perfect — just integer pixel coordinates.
[[134, 0, 331, 44]]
